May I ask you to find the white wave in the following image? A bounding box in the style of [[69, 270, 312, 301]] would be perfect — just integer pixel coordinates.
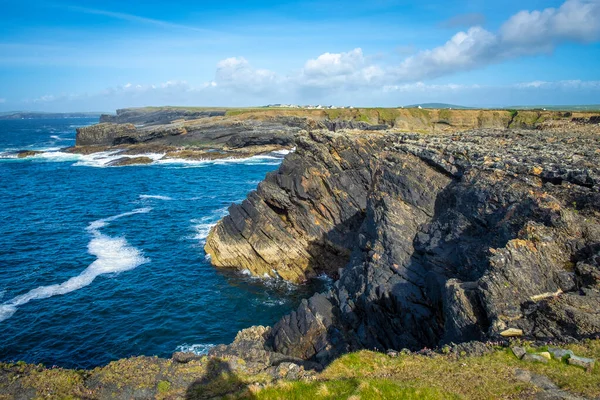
[[0, 152, 18, 159], [0, 208, 151, 323], [139, 195, 173, 201], [271, 147, 296, 156], [175, 343, 215, 355], [50, 135, 70, 141], [190, 207, 229, 243], [157, 154, 283, 168], [26, 151, 81, 162], [74, 152, 164, 168]]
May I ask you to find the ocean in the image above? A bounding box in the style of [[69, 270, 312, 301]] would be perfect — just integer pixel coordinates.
[[0, 118, 327, 369]]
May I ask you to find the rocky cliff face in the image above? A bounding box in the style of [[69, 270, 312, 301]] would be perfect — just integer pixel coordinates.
[[206, 128, 600, 364]]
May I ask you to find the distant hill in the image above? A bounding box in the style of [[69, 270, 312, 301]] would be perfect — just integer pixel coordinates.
[[0, 112, 103, 120], [403, 103, 472, 109]]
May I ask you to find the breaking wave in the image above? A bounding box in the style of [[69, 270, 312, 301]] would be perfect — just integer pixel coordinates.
[[0, 208, 151, 323]]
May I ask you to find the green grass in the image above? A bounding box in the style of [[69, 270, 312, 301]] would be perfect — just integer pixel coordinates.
[[256, 341, 600, 399], [2, 341, 599, 399], [255, 379, 451, 400]]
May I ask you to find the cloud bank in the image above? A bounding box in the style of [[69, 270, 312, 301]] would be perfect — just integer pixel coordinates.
[[8, 0, 600, 110]]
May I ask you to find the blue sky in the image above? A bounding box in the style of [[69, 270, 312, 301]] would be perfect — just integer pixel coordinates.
[[0, 0, 599, 111]]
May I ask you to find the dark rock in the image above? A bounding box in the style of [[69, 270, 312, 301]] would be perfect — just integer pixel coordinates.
[[16, 150, 43, 158], [107, 156, 153, 166], [511, 346, 527, 359], [172, 352, 202, 364], [206, 128, 600, 365]]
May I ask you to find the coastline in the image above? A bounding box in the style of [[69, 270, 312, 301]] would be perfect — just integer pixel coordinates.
[[2, 107, 599, 399]]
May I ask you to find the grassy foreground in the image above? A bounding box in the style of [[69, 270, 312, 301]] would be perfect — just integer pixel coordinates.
[[254, 341, 600, 399], [1, 341, 598, 399]]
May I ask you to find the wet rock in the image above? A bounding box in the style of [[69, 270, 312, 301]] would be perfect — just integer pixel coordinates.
[[107, 156, 154, 166], [16, 150, 43, 158], [567, 355, 595, 371]]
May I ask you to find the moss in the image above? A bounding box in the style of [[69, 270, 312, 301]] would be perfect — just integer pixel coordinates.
[[21, 369, 86, 400], [157, 380, 171, 393]]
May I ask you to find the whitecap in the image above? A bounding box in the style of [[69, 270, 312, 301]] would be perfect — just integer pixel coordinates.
[[190, 207, 229, 244], [0, 152, 18, 159], [74, 152, 164, 168], [139, 195, 174, 201], [50, 135, 70, 141], [157, 154, 284, 168], [271, 147, 296, 156], [175, 343, 215, 355], [0, 207, 151, 323]]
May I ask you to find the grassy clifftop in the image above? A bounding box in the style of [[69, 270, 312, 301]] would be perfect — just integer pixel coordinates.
[[2, 341, 598, 399], [225, 107, 597, 132]]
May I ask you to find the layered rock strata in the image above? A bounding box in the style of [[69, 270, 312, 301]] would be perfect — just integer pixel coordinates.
[[206, 128, 600, 364]]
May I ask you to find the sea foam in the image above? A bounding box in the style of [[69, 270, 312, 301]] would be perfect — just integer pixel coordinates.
[[140, 195, 174, 201], [175, 343, 215, 355], [0, 208, 151, 323], [190, 207, 229, 243]]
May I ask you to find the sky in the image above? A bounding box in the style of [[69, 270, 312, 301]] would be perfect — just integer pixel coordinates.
[[0, 0, 599, 111]]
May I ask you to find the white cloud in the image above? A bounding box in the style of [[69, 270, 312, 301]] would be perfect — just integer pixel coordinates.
[[501, 0, 600, 46], [298, 48, 385, 90], [394, 0, 600, 81], [514, 80, 600, 89], [215, 57, 280, 93]]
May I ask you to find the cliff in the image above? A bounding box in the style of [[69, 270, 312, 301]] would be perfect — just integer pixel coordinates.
[[68, 107, 600, 165], [2, 109, 600, 399], [206, 126, 600, 365]]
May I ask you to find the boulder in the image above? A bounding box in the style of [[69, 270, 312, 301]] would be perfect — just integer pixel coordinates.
[[567, 355, 596, 372], [511, 346, 527, 360], [522, 353, 549, 364], [548, 347, 574, 360]]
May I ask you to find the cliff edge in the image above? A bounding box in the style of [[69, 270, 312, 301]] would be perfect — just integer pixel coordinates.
[[206, 126, 600, 364]]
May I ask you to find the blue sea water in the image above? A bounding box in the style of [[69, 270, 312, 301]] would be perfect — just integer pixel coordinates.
[[0, 118, 326, 369]]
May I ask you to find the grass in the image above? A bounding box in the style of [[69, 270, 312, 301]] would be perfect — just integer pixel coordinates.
[[254, 341, 600, 400], [1, 341, 598, 399], [255, 379, 451, 400]]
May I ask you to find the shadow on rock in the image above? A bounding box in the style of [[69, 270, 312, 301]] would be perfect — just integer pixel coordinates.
[[185, 358, 254, 400]]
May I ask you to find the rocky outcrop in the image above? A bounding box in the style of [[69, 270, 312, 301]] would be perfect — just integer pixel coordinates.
[[206, 127, 600, 364], [16, 150, 43, 158], [75, 123, 187, 147], [107, 156, 154, 166], [74, 118, 299, 152], [99, 108, 226, 125]]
